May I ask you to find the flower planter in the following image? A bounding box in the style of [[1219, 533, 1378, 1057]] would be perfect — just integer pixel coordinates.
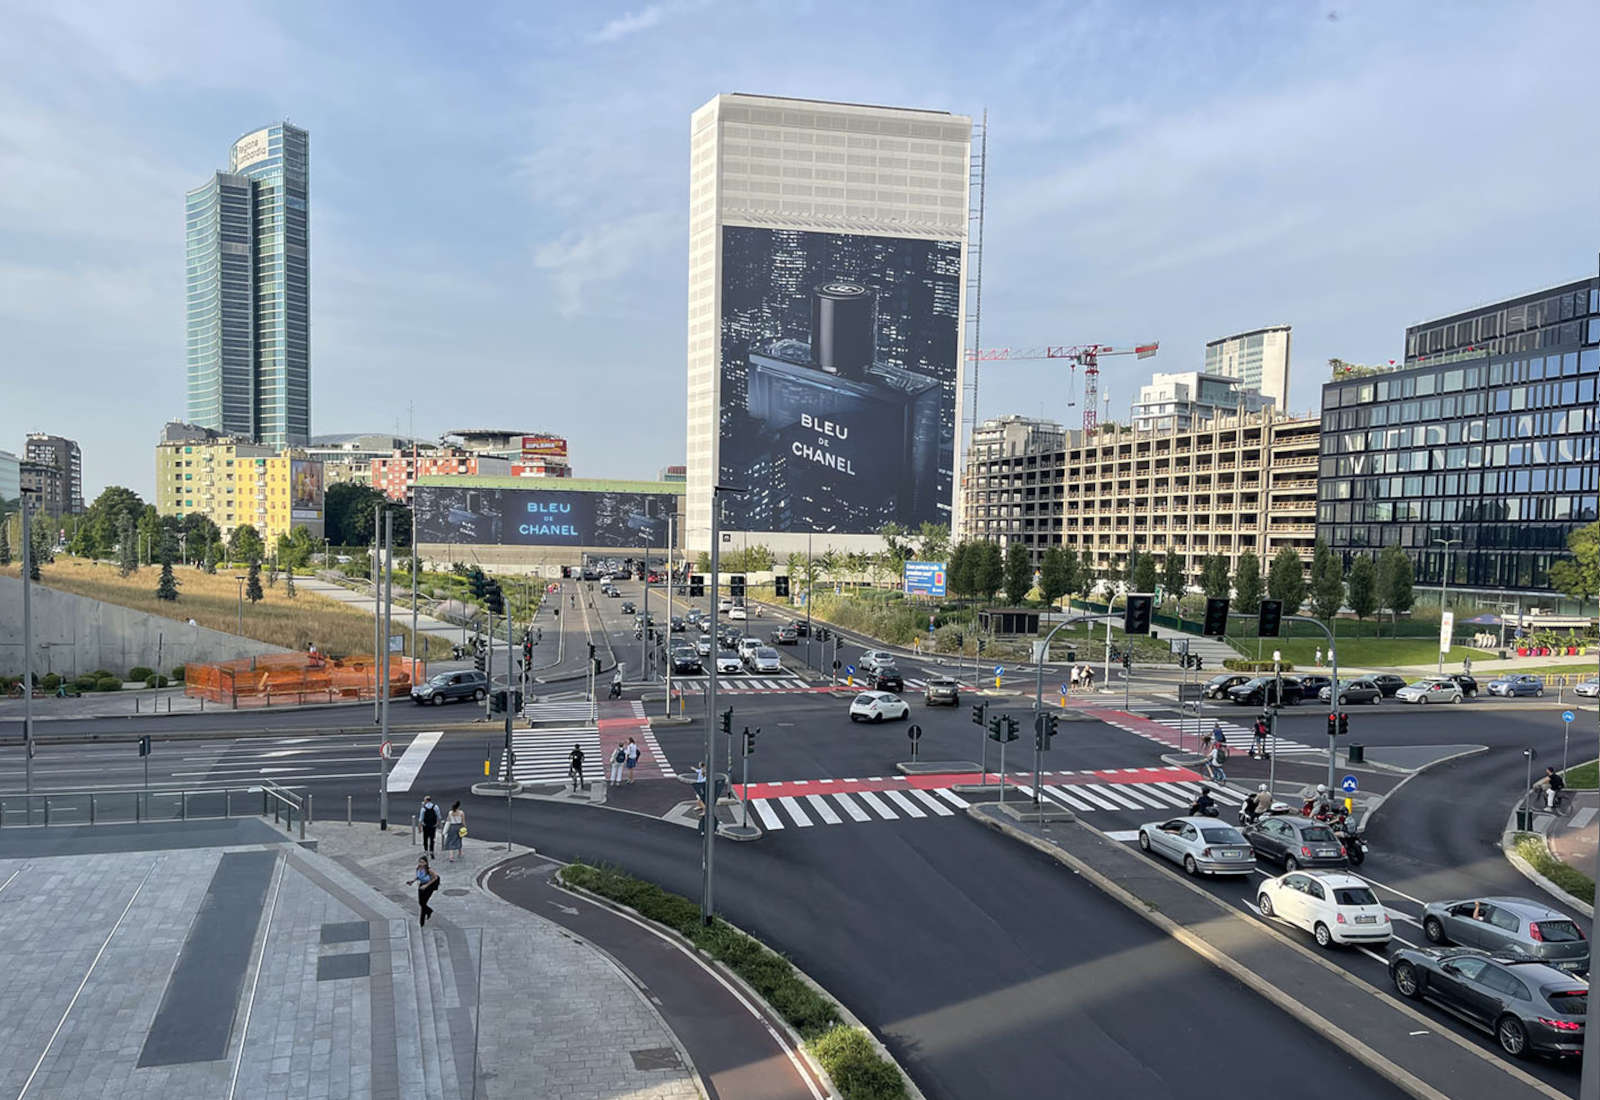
[[1517, 647, 1530, 656]]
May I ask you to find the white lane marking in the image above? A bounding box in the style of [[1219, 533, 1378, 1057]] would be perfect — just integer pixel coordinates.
[[751, 800, 784, 830], [881, 789, 926, 818], [1139, 784, 1195, 809], [1065, 785, 1122, 811], [1104, 830, 1141, 842], [386, 731, 443, 793], [803, 795, 842, 825], [1352, 872, 1427, 907], [777, 796, 814, 827], [1111, 784, 1169, 810], [854, 790, 899, 820], [830, 792, 871, 822], [1357, 946, 1392, 965], [1043, 785, 1096, 812], [933, 788, 970, 809], [1082, 783, 1145, 811], [907, 788, 954, 817]]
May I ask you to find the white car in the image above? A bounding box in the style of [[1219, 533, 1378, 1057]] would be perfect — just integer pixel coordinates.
[[859, 650, 898, 673], [1575, 677, 1600, 699], [1394, 679, 1463, 704], [749, 647, 782, 674], [848, 692, 909, 723], [718, 597, 733, 613], [1256, 870, 1392, 948], [715, 650, 743, 674], [738, 637, 763, 661], [729, 605, 748, 621]]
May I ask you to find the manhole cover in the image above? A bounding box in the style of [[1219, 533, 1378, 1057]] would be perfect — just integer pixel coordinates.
[[444, 888, 470, 896], [630, 1047, 682, 1072]]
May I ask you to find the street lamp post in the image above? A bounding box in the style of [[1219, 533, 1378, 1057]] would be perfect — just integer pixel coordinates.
[[235, 575, 245, 634], [702, 484, 746, 925], [1433, 537, 1461, 674], [20, 489, 36, 793]]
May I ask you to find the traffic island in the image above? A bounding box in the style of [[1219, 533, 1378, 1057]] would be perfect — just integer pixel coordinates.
[[967, 802, 1565, 1100]]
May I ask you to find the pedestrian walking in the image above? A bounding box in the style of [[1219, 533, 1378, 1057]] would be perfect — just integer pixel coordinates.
[[443, 802, 466, 862], [409, 857, 440, 927], [1204, 739, 1229, 784], [1252, 715, 1269, 760], [1213, 722, 1228, 750], [1314, 647, 1323, 667], [610, 742, 627, 785], [624, 737, 640, 784], [692, 761, 707, 815], [569, 744, 585, 791], [418, 795, 440, 856]]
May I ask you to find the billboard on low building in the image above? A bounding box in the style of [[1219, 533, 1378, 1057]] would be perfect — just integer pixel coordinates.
[[289, 460, 324, 521], [415, 485, 674, 547], [521, 434, 569, 459], [904, 560, 948, 597]]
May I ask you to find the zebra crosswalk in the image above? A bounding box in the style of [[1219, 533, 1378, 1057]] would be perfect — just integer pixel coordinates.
[[747, 785, 970, 830], [1092, 710, 1322, 759], [669, 676, 951, 695], [499, 716, 674, 784], [523, 699, 599, 723]]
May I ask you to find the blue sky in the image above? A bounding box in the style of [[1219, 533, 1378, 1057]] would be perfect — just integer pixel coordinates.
[[2, 0, 1596, 503]]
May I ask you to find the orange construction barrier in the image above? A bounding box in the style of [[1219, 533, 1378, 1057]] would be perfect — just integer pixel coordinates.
[[185, 652, 423, 709]]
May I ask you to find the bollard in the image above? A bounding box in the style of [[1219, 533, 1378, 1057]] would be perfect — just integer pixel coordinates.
[[181, 791, 188, 821], [90, 795, 96, 825], [44, 799, 51, 826], [306, 793, 314, 825], [0, 800, 5, 828], [411, 814, 418, 846], [136, 793, 141, 824], [135, 697, 140, 714], [298, 807, 305, 841], [225, 789, 231, 818], [347, 795, 353, 825]]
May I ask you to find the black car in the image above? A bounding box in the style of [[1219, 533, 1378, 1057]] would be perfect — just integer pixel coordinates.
[[670, 617, 686, 633], [1449, 673, 1480, 698], [620, 601, 636, 615], [791, 620, 810, 637], [1370, 673, 1407, 697], [769, 625, 798, 645], [1243, 815, 1348, 869], [1298, 675, 1333, 698], [1389, 948, 1588, 1057], [670, 650, 702, 674], [410, 670, 489, 706], [1227, 676, 1304, 706], [1204, 673, 1251, 699], [870, 670, 904, 693]]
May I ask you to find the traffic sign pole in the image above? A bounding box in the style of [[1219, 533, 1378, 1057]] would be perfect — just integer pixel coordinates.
[[1562, 710, 1575, 772], [379, 739, 392, 830]]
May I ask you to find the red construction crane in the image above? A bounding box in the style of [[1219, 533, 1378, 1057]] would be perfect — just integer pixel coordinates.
[[967, 342, 1159, 432]]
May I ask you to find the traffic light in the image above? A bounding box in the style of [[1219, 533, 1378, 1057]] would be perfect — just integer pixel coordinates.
[[1338, 712, 1350, 737], [987, 715, 1003, 741], [474, 647, 486, 673], [470, 569, 488, 600], [730, 574, 746, 598], [523, 641, 533, 662], [1258, 599, 1283, 638], [1121, 652, 1132, 669], [971, 702, 987, 727], [689, 574, 705, 597], [138, 735, 152, 757], [817, 627, 830, 642], [774, 575, 790, 598], [1327, 713, 1338, 738], [719, 707, 733, 736], [485, 580, 504, 615], [743, 726, 757, 756], [1034, 712, 1058, 751], [1123, 593, 1153, 635], [1194, 655, 1204, 672], [1005, 715, 1020, 742], [1203, 597, 1230, 638]]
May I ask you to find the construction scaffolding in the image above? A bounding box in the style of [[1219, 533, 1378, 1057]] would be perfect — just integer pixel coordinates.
[[184, 652, 424, 709]]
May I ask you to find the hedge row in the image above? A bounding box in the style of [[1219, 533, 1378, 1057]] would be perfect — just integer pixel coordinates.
[[1513, 833, 1595, 906], [559, 863, 908, 1100], [1222, 660, 1298, 673]]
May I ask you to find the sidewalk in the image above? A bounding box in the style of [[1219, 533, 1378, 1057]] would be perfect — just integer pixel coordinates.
[[1540, 789, 1598, 916]]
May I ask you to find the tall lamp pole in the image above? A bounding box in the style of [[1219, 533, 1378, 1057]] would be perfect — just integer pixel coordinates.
[[20, 489, 36, 793], [1433, 537, 1461, 674]]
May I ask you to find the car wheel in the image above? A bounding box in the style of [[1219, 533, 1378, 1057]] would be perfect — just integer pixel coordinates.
[[1496, 1015, 1529, 1057], [431, 695, 444, 706], [1423, 916, 1446, 944], [849, 714, 859, 723], [1314, 922, 1333, 948], [1284, 856, 1299, 871], [1393, 961, 1420, 998], [1138, 831, 1152, 851], [1450, 694, 1461, 703], [1257, 892, 1274, 917], [1183, 854, 1198, 876], [1536, 688, 1544, 697], [1337, 695, 1347, 705], [473, 688, 486, 701], [873, 713, 883, 723]]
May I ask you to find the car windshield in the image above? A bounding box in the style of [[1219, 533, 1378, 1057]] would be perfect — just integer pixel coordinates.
[[1333, 886, 1378, 906], [854, 694, 875, 705], [930, 679, 957, 688], [1300, 826, 1337, 842], [1535, 919, 1585, 943], [428, 674, 453, 686], [757, 648, 778, 660], [1405, 681, 1436, 689], [1200, 827, 1246, 844]]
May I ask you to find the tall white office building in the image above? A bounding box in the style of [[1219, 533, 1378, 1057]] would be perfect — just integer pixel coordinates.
[[1204, 324, 1291, 408], [685, 94, 972, 554]]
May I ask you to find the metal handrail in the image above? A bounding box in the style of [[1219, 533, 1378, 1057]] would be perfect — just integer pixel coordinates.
[[0, 782, 310, 838]]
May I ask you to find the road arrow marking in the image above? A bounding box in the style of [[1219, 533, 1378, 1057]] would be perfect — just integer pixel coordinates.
[[547, 901, 579, 915]]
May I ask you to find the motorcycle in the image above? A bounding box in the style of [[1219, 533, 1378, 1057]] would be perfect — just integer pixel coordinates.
[[1323, 813, 1368, 865], [1188, 800, 1221, 818], [1238, 800, 1292, 829]]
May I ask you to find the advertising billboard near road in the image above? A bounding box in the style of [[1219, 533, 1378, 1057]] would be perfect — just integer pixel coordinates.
[[520, 434, 569, 459], [289, 460, 324, 521], [718, 227, 961, 534], [415, 486, 675, 547], [903, 561, 948, 597]]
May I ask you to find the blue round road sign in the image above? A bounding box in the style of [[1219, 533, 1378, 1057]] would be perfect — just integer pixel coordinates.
[[994, 665, 1004, 676], [1563, 710, 1576, 723], [1060, 683, 1070, 696], [1340, 775, 1359, 794], [847, 665, 855, 675]]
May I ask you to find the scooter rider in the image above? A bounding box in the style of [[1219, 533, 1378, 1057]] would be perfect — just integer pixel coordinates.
[[1241, 784, 1273, 825], [1188, 786, 1220, 817], [1303, 783, 1335, 818]]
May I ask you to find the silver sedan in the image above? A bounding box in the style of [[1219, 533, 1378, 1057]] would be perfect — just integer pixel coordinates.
[[1138, 817, 1257, 877]]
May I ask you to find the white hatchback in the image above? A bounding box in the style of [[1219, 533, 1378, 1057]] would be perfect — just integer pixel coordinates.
[[848, 692, 910, 723], [1257, 871, 1392, 948], [729, 605, 748, 621]]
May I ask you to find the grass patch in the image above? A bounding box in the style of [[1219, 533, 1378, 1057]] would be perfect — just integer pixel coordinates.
[[1513, 833, 1595, 906], [560, 862, 906, 1100], [1564, 760, 1598, 790], [2, 556, 449, 661]]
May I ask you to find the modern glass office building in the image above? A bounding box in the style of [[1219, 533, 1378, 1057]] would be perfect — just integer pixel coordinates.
[[186, 122, 310, 447], [1318, 275, 1600, 601]]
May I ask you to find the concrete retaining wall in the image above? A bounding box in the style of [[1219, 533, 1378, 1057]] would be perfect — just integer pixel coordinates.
[[0, 575, 287, 679]]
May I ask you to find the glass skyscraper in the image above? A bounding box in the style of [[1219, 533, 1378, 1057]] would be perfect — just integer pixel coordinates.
[[186, 122, 310, 447]]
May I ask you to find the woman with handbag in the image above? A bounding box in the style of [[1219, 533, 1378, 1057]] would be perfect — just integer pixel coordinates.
[[443, 801, 466, 862], [410, 857, 441, 927]]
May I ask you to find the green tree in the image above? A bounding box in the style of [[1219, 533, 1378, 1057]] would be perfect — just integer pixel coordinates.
[[1268, 546, 1307, 614], [1549, 521, 1600, 604], [246, 560, 264, 604], [1347, 554, 1377, 627], [71, 486, 145, 559], [155, 560, 179, 601], [0, 511, 9, 567], [1160, 553, 1185, 606], [284, 569, 296, 599], [916, 521, 950, 564], [1039, 546, 1071, 607], [1233, 551, 1263, 616], [1132, 553, 1157, 595], [1309, 539, 1346, 623], [117, 513, 138, 577], [324, 483, 412, 547], [695, 550, 711, 573], [1058, 547, 1080, 605], [204, 541, 220, 574], [182, 513, 221, 562], [227, 524, 264, 565], [947, 540, 973, 600], [266, 557, 280, 588], [1200, 554, 1230, 600], [1003, 541, 1032, 605], [878, 522, 911, 563], [276, 525, 317, 570], [973, 541, 1004, 602], [135, 505, 162, 566], [814, 549, 839, 583], [1378, 543, 1414, 631]]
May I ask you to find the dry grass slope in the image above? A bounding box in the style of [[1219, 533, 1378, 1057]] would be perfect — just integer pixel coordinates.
[[2, 557, 448, 659]]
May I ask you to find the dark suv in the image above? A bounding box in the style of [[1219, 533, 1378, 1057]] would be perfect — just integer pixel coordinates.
[[411, 670, 489, 706], [870, 669, 905, 693], [1227, 676, 1304, 706]]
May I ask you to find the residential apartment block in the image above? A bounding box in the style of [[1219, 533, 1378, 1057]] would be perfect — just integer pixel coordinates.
[[155, 423, 323, 546], [960, 409, 1320, 580], [371, 450, 511, 504], [22, 433, 83, 515]]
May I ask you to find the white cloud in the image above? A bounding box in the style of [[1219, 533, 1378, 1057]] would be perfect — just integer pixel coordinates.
[[589, 3, 670, 43], [532, 210, 680, 315]]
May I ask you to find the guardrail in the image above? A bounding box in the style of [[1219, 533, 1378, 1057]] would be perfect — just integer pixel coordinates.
[[0, 781, 312, 838]]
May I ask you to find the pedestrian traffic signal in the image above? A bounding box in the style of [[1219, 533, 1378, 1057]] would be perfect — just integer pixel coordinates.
[[971, 702, 987, 727], [1337, 712, 1350, 736], [1123, 593, 1153, 635], [689, 574, 705, 597], [1327, 713, 1339, 738], [1065, 650, 1077, 664], [774, 575, 789, 597], [730, 574, 746, 597], [474, 648, 486, 673], [719, 707, 733, 735], [1121, 653, 1132, 670], [743, 727, 757, 756], [1257, 599, 1283, 638], [1203, 597, 1230, 638]]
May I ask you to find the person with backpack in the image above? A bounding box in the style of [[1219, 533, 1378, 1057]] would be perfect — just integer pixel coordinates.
[[610, 742, 627, 785], [1204, 739, 1229, 784], [569, 744, 585, 792], [418, 795, 440, 856]]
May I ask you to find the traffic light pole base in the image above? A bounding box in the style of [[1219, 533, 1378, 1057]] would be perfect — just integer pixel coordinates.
[[719, 823, 762, 841], [472, 781, 524, 797], [896, 759, 981, 775], [999, 801, 1075, 824]]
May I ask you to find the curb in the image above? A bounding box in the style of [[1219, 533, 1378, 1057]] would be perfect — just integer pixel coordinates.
[[966, 805, 1565, 1100], [1498, 793, 1596, 919]]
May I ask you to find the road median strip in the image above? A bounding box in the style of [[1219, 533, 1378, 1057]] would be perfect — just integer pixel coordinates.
[[966, 802, 1564, 1100]]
